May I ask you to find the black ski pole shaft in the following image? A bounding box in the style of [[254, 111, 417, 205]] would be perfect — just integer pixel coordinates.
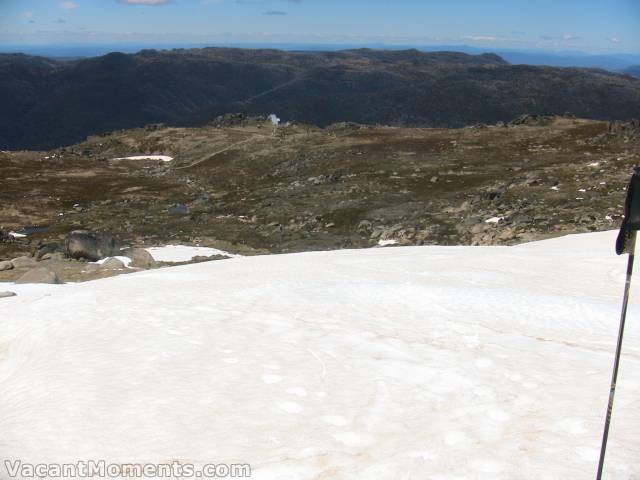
[[596, 236, 635, 480]]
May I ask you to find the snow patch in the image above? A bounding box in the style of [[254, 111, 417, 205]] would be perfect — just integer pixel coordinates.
[[377, 239, 398, 247], [0, 230, 638, 478], [112, 155, 174, 162], [92, 256, 132, 267], [145, 245, 240, 262], [268, 114, 280, 126]]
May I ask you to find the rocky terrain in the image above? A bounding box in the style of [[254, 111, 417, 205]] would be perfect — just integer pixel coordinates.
[[2, 47, 640, 150], [1, 114, 639, 286]]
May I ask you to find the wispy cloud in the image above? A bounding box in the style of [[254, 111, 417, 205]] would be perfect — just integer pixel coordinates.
[[118, 0, 172, 5], [264, 10, 287, 15], [462, 35, 500, 42], [23, 10, 34, 19], [60, 1, 78, 9], [55, 18, 67, 23], [609, 37, 621, 44], [539, 34, 580, 42]]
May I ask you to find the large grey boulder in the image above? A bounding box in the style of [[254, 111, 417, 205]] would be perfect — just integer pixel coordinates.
[[11, 256, 38, 269], [15, 267, 60, 284], [0, 260, 13, 271], [100, 257, 126, 270], [65, 230, 121, 262], [126, 248, 157, 269]]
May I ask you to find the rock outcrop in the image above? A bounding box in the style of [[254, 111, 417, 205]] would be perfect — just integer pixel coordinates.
[[65, 230, 121, 262]]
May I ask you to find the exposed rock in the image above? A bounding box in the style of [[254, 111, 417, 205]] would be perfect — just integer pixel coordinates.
[[11, 256, 38, 269], [40, 252, 67, 261], [126, 248, 157, 269], [191, 255, 227, 263], [0, 291, 17, 298], [357, 220, 373, 235], [65, 230, 121, 262], [100, 257, 126, 270], [168, 203, 189, 215], [509, 114, 555, 127], [496, 228, 517, 242], [608, 119, 640, 138], [36, 242, 66, 260], [0, 261, 14, 271], [15, 267, 60, 284]]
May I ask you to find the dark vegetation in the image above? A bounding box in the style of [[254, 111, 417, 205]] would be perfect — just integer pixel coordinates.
[[2, 47, 640, 150]]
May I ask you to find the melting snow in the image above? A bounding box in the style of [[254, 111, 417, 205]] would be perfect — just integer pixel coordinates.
[[92, 256, 133, 267], [0, 231, 638, 479], [112, 155, 174, 162], [377, 239, 398, 247], [145, 245, 240, 262]]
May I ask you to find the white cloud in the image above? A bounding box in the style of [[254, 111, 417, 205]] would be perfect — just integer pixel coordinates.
[[562, 33, 578, 41], [609, 37, 621, 43], [462, 35, 499, 42], [60, 1, 78, 9], [23, 10, 34, 18]]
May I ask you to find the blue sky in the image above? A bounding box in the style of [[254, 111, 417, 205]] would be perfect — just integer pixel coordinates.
[[1, 0, 639, 53]]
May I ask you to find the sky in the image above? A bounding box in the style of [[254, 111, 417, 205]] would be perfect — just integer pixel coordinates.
[[0, 0, 639, 53]]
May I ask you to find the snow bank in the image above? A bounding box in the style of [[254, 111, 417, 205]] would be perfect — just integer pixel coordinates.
[[92, 256, 133, 267], [145, 245, 240, 262], [112, 155, 173, 162], [0, 230, 638, 479]]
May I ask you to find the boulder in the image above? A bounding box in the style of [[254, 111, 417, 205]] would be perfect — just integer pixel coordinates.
[[15, 267, 60, 284], [100, 257, 126, 270], [126, 248, 157, 269], [0, 260, 13, 271], [65, 230, 121, 262], [40, 252, 67, 261], [11, 256, 38, 269], [0, 291, 17, 298], [36, 242, 66, 260]]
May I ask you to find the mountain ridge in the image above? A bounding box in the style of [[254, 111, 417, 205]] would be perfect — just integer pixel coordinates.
[[1, 47, 640, 150]]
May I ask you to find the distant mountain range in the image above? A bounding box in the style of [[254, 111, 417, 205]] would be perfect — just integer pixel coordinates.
[[3, 42, 640, 71], [1, 47, 640, 150]]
